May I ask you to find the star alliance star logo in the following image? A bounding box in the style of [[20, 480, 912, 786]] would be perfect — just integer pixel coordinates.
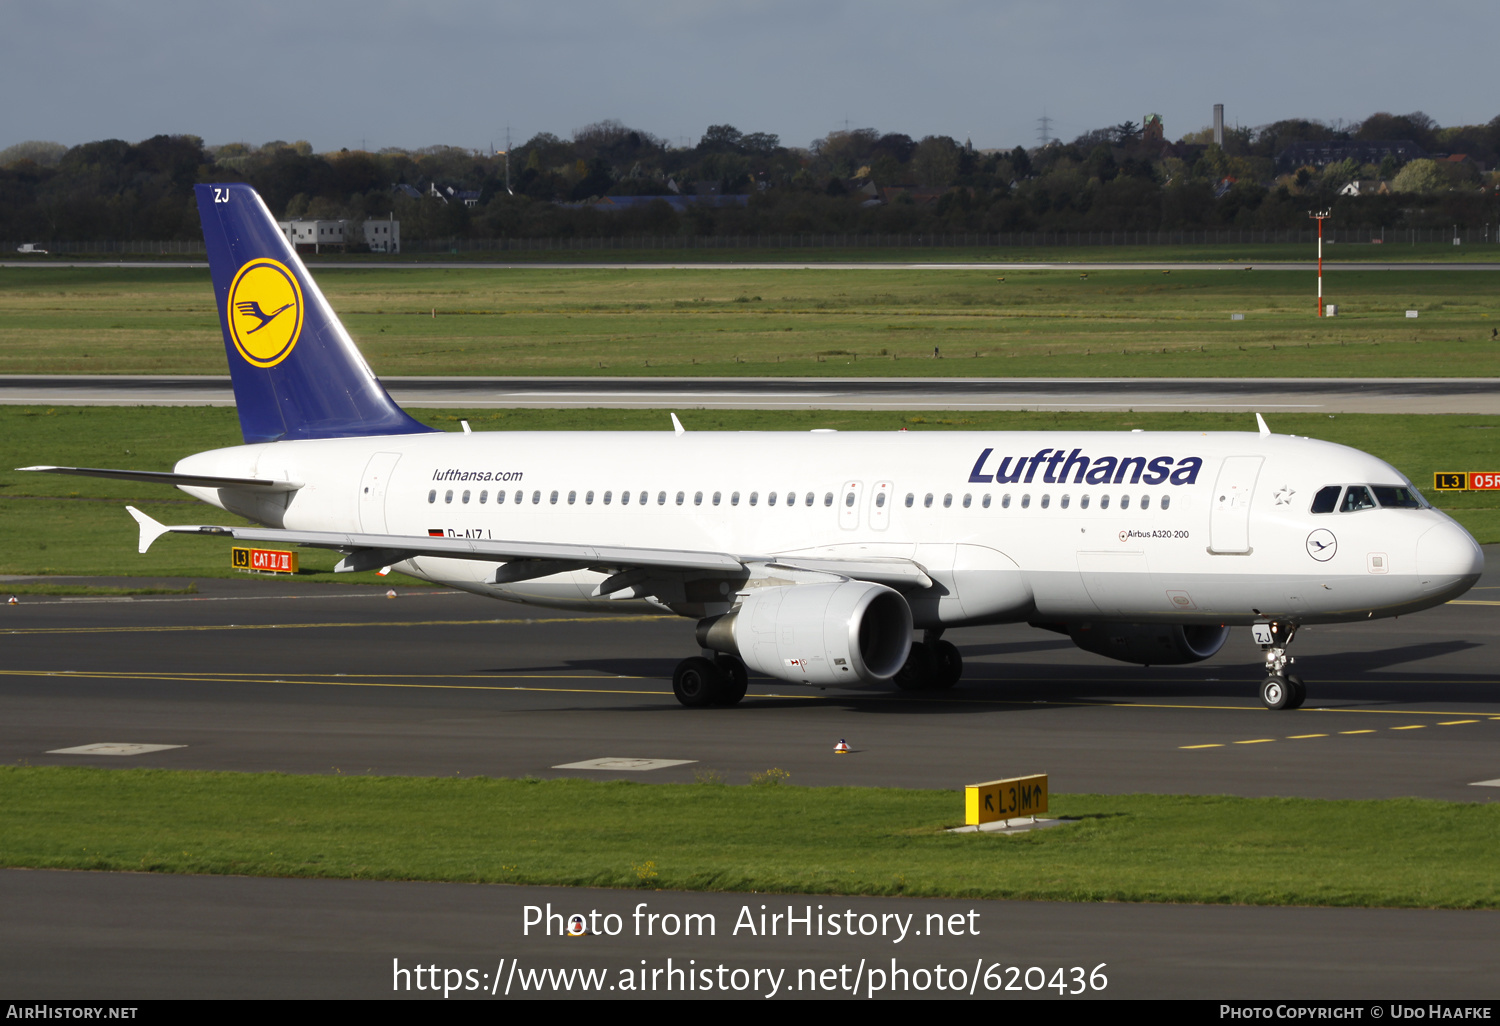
[[1273, 485, 1296, 506]]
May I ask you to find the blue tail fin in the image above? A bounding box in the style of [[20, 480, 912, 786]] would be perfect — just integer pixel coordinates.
[[194, 183, 434, 444]]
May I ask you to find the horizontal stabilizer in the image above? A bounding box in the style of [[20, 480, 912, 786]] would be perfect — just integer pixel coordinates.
[[20, 466, 301, 492]]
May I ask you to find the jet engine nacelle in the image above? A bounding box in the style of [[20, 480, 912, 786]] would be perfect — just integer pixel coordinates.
[[1055, 622, 1231, 666], [697, 581, 913, 685]]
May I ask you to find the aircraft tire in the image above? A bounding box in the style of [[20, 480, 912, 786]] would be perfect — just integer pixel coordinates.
[[714, 655, 749, 706], [673, 657, 724, 708], [929, 640, 963, 690], [1260, 674, 1293, 710], [1284, 674, 1307, 710], [894, 642, 933, 691]]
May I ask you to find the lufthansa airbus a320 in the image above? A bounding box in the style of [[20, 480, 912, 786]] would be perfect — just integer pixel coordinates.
[[20, 183, 1483, 709]]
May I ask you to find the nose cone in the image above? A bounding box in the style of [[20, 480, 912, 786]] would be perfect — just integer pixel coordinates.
[[1416, 519, 1484, 596]]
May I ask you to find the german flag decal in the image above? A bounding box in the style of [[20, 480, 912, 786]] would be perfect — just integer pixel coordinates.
[[428, 528, 444, 537]]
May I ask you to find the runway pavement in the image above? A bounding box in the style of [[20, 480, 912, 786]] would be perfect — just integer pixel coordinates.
[[3, 871, 1496, 999], [6, 259, 1500, 272], [4, 557, 1500, 999], [5, 374, 1500, 413]]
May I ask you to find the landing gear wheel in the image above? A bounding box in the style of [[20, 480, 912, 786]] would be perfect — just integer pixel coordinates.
[[673, 656, 723, 708], [929, 640, 963, 690], [1260, 674, 1293, 710], [714, 655, 749, 706], [1284, 674, 1306, 710], [893, 642, 933, 691]]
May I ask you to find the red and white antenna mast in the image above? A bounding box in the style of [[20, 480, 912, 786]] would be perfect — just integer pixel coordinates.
[[1309, 210, 1331, 317]]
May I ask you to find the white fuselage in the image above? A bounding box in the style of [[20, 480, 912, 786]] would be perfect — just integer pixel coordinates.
[[175, 428, 1482, 628]]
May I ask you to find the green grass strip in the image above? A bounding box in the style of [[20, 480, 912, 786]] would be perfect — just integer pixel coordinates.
[[3, 767, 1497, 908], [0, 583, 198, 596]]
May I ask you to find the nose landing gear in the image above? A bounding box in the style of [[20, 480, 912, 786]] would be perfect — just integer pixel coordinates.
[[1253, 620, 1305, 710]]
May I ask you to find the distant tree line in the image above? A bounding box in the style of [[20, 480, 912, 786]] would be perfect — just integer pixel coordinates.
[[3, 112, 1499, 243]]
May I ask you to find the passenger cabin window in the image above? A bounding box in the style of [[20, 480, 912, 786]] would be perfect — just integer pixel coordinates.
[[532, 491, 541, 504], [768, 492, 778, 507], [982, 494, 992, 509], [428, 489, 436, 503], [805, 492, 815, 507], [1001, 494, 1011, 508], [924, 493, 934, 508], [749, 492, 759, 506], [875, 492, 887, 508], [620, 491, 631, 505], [1099, 494, 1110, 509], [943, 494, 953, 508], [657, 491, 667, 506], [462, 490, 471, 503], [445, 490, 454, 503], [1020, 494, 1030, 508], [675, 491, 685, 506], [479, 490, 488, 504], [1340, 486, 1376, 513], [824, 492, 834, 506], [567, 490, 576, 505], [1060, 494, 1069, 509], [550, 491, 560, 505], [1080, 494, 1089, 509], [1311, 486, 1340, 514], [603, 491, 612, 505], [638, 491, 648, 505], [585, 491, 594, 505], [905, 493, 914, 507], [712, 492, 721, 506], [1160, 495, 1170, 510], [1040, 494, 1050, 509], [1120, 494, 1130, 510], [1140, 494, 1150, 510], [694, 491, 703, 506], [731, 491, 741, 506]]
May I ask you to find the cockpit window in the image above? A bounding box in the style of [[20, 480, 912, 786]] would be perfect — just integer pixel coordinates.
[[1310, 486, 1341, 514], [1372, 485, 1424, 509], [1339, 486, 1377, 513]]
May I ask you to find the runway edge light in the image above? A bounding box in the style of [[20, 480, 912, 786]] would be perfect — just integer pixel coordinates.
[[965, 774, 1048, 826]]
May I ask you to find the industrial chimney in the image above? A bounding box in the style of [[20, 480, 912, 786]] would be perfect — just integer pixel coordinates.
[[1213, 104, 1225, 147]]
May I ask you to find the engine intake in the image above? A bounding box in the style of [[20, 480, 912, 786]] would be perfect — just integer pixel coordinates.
[[1038, 621, 1230, 666], [698, 581, 912, 685]]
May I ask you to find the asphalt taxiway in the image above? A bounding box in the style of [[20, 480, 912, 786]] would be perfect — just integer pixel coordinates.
[[5, 557, 1499, 798], [4, 375, 1500, 414]]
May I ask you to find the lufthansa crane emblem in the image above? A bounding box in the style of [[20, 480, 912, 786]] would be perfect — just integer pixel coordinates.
[[1306, 529, 1337, 562]]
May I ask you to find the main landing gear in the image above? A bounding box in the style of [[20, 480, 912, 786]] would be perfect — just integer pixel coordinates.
[[894, 629, 964, 692], [671, 653, 749, 708], [1253, 620, 1305, 711]]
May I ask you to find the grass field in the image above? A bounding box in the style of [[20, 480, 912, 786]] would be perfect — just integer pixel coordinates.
[[2, 767, 1496, 907], [3, 405, 1499, 583], [33, 241, 1500, 265], [2, 265, 1498, 378]]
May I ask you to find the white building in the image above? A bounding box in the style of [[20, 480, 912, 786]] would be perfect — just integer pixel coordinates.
[[277, 219, 347, 253], [363, 218, 400, 253]]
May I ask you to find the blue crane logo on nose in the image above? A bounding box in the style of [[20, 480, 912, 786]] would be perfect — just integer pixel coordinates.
[[1306, 529, 1337, 562]]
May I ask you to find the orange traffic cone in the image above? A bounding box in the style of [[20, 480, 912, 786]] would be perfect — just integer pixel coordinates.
[[834, 739, 850, 754]]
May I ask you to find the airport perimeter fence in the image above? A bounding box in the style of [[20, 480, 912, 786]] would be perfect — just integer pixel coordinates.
[[8, 227, 1500, 256]]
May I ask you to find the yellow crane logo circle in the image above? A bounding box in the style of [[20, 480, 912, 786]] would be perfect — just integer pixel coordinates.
[[227, 259, 303, 367]]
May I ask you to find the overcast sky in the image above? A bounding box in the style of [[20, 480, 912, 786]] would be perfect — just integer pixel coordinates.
[[3, 0, 1496, 155]]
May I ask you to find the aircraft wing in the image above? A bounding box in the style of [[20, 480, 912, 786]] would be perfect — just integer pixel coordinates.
[[20, 466, 302, 492], [124, 507, 933, 588]]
